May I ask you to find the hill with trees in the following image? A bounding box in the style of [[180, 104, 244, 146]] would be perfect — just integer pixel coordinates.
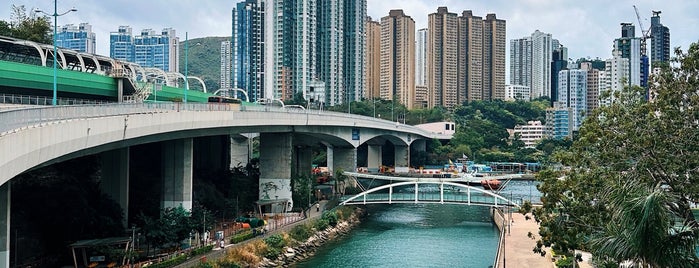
[[178, 36, 230, 93]]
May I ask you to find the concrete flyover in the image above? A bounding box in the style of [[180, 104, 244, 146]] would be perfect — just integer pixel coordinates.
[[0, 102, 441, 187]]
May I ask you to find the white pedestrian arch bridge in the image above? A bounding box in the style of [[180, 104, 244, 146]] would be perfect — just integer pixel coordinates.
[[339, 172, 520, 208]]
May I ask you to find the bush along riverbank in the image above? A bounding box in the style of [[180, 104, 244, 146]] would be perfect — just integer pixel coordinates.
[[205, 206, 365, 268]]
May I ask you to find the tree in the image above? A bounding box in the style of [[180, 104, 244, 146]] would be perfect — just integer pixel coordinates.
[[530, 43, 699, 266], [590, 182, 699, 267], [1, 5, 52, 44]]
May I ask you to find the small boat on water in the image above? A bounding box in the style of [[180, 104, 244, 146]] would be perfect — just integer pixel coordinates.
[[481, 179, 502, 190]]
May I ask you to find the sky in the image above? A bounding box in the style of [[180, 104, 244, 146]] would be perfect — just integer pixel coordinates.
[[2, 0, 698, 67]]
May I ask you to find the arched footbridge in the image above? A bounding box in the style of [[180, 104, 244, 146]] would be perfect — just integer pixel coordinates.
[[339, 172, 520, 208]]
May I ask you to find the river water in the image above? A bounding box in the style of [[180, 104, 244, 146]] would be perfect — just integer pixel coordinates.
[[295, 180, 541, 268]]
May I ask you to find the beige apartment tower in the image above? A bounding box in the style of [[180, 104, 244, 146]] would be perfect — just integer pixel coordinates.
[[483, 13, 506, 101], [380, 10, 416, 109], [365, 17, 381, 100], [425, 9, 505, 108], [427, 7, 459, 108], [458, 10, 484, 103]]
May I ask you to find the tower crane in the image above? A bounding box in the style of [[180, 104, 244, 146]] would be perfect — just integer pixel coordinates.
[[633, 5, 652, 56]]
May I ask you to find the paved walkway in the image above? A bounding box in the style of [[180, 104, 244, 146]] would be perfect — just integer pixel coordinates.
[[496, 213, 593, 268], [496, 213, 552, 268], [174, 200, 329, 268]]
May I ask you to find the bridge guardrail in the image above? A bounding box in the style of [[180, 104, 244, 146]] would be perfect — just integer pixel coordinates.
[[0, 102, 434, 138]]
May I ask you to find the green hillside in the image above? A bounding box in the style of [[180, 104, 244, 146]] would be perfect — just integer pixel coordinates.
[[178, 36, 230, 93]]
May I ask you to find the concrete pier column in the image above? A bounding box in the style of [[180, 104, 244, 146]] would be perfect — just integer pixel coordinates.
[[161, 138, 193, 211], [100, 147, 130, 227], [412, 139, 427, 153], [230, 135, 251, 169], [367, 144, 382, 173], [329, 147, 357, 174], [293, 146, 313, 177], [259, 133, 293, 211], [394, 145, 409, 169], [0, 183, 9, 268], [194, 136, 229, 171]]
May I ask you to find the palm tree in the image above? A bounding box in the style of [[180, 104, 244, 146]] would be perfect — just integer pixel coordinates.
[[590, 182, 699, 267]]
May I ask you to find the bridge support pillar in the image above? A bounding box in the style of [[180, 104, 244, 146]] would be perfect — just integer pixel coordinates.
[[161, 138, 193, 211], [367, 145, 382, 173], [293, 146, 313, 177], [395, 145, 410, 169], [230, 134, 252, 169], [0, 183, 9, 268], [194, 136, 229, 171], [259, 133, 293, 212], [100, 148, 130, 227], [328, 147, 357, 175]]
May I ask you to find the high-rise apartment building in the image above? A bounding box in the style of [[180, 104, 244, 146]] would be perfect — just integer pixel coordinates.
[[110, 26, 134, 62], [551, 41, 568, 103], [232, 0, 265, 101], [427, 7, 459, 108], [458, 10, 484, 103], [365, 17, 381, 100], [263, 0, 319, 101], [546, 103, 573, 139], [601, 50, 630, 106], [530, 30, 552, 99], [342, 0, 367, 104], [511, 30, 553, 100], [109, 26, 179, 73], [56, 23, 96, 54], [415, 28, 428, 87], [317, 0, 344, 105], [220, 41, 232, 90], [316, 0, 367, 106], [650, 11, 670, 65], [557, 69, 587, 131], [133, 28, 179, 73], [424, 9, 504, 108], [380, 10, 415, 109], [483, 14, 506, 101], [581, 61, 605, 115], [509, 37, 531, 92], [614, 24, 641, 87]]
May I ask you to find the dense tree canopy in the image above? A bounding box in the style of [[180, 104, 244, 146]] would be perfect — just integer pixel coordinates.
[[530, 43, 699, 267], [0, 5, 51, 44]]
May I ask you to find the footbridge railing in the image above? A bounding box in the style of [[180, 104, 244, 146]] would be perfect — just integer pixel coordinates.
[[339, 176, 520, 208]]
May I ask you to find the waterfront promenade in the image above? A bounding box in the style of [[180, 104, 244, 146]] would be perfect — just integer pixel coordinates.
[[496, 212, 593, 268]]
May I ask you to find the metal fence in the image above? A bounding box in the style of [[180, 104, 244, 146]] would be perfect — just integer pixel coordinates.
[[0, 93, 110, 106]]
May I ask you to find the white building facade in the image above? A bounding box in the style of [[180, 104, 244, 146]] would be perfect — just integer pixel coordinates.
[[505, 84, 531, 101], [513, 121, 546, 147]]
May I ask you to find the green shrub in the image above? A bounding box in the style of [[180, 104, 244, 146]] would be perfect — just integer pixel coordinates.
[[230, 230, 255, 244], [196, 261, 215, 268], [217, 260, 242, 268], [148, 254, 188, 268], [263, 234, 286, 249], [289, 224, 313, 242], [190, 245, 214, 256], [314, 218, 329, 231], [322, 211, 338, 227], [555, 256, 574, 268], [263, 247, 281, 259]]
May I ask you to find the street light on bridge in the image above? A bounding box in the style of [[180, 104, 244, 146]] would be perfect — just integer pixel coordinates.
[[35, 1, 77, 106]]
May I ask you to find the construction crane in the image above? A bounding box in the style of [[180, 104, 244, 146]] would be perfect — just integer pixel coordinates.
[[633, 5, 652, 56]]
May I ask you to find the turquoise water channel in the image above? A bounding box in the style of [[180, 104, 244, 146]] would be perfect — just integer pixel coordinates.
[[295, 204, 500, 268]]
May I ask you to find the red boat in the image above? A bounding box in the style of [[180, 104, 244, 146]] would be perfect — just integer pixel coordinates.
[[481, 179, 502, 190]]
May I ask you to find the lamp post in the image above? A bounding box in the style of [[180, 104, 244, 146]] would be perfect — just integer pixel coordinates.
[[184, 32, 188, 103], [35, 1, 77, 106]]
